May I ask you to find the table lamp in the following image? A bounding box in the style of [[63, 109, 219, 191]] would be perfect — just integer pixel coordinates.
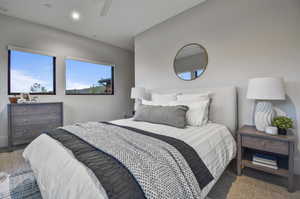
[[247, 77, 285, 131], [131, 87, 145, 111]]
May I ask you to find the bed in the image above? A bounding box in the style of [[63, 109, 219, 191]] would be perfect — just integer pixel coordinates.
[[23, 86, 237, 199]]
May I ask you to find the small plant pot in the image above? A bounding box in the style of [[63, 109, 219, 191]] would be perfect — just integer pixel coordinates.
[[278, 128, 287, 135]]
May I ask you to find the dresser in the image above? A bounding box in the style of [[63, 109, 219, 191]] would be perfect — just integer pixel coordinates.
[[8, 102, 63, 150]]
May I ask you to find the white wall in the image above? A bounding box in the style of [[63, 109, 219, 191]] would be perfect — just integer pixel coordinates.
[[0, 14, 134, 147], [135, 0, 300, 173]]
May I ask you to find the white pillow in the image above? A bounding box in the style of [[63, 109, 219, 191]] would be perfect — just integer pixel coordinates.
[[142, 99, 170, 106], [142, 99, 158, 106], [177, 92, 211, 101], [152, 93, 178, 105], [170, 99, 210, 126]]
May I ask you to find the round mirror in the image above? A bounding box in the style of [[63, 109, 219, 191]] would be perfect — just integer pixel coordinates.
[[174, 43, 208, 81]]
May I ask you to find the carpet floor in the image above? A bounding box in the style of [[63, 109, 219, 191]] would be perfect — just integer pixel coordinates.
[[1, 150, 300, 199]]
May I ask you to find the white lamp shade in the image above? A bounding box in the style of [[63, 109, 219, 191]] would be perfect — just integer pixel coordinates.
[[131, 87, 145, 99], [247, 77, 286, 100]]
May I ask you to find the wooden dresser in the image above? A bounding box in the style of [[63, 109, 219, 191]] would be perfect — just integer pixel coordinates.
[[8, 102, 63, 150]]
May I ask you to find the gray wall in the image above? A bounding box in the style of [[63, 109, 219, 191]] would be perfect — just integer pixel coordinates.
[[135, 0, 300, 173], [0, 14, 134, 147]]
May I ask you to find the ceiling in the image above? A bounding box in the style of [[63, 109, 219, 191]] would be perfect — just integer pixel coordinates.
[[0, 0, 206, 51]]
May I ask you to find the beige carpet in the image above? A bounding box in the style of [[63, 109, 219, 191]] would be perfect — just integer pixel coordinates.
[[208, 169, 300, 199], [1, 150, 300, 199], [0, 150, 29, 174]]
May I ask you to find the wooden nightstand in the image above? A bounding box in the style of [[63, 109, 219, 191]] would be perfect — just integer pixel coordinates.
[[237, 125, 295, 192]]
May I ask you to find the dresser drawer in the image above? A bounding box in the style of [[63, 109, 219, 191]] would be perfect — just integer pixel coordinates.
[[12, 135, 38, 146], [242, 136, 289, 155], [12, 122, 61, 146], [12, 113, 61, 126], [11, 104, 62, 116], [12, 122, 61, 137]]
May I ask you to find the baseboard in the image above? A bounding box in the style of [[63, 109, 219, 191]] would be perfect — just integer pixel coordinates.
[[0, 146, 10, 153], [0, 135, 9, 152]]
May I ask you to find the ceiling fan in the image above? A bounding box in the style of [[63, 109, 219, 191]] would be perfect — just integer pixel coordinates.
[[100, 0, 112, 16]]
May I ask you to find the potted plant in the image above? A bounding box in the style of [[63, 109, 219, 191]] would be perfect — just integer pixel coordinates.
[[272, 116, 293, 135]]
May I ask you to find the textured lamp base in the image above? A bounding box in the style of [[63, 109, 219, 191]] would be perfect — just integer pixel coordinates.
[[254, 101, 275, 131]]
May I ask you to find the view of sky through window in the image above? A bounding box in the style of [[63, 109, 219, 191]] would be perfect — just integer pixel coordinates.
[[66, 59, 113, 95], [9, 50, 54, 94], [178, 72, 191, 80]]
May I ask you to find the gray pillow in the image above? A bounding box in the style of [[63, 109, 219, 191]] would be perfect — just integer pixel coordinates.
[[133, 104, 189, 128]]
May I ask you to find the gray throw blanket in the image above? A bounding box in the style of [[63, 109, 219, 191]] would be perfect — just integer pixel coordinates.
[[46, 122, 213, 199]]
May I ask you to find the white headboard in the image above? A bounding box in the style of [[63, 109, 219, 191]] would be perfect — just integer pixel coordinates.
[[149, 86, 238, 135]]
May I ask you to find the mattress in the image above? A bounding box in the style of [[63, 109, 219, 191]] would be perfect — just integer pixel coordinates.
[[23, 119, 236, 199]]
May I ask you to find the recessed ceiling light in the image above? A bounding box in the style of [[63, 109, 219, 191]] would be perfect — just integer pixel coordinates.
[[71, 11, 80, 21]]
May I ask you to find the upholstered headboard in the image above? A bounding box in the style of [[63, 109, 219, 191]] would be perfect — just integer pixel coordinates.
[[149, 86, 238, 135]]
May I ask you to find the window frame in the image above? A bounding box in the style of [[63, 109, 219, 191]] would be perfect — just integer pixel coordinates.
[[64, 57, 114, 96], [7, 46, 56, 95]]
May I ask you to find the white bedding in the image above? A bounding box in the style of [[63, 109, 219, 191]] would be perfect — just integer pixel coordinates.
[[23, 119, 236, 199]]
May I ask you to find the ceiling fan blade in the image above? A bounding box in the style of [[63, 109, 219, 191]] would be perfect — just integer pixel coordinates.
[[100, 0, 112, 16]]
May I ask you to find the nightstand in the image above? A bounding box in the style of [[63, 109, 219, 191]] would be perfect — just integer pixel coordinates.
[[123, 111, 135, 119], [237, 125, 295, 192]]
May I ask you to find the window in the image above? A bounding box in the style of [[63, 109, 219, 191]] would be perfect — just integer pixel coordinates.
[[65, 59, 114, 95], [178, 71, 192, 80], [8, 48, 56, 95], [178, 69, 204, 81]]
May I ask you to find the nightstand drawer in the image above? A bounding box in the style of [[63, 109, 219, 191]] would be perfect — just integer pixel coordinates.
[[242, 136, 289, 155]]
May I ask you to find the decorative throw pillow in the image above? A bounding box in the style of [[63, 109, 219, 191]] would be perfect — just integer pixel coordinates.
[[134, 104, 189, 128], [169, 99, 210, 127]]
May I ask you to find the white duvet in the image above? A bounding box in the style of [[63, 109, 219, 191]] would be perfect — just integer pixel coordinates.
[[23, 119, 236, 199]]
